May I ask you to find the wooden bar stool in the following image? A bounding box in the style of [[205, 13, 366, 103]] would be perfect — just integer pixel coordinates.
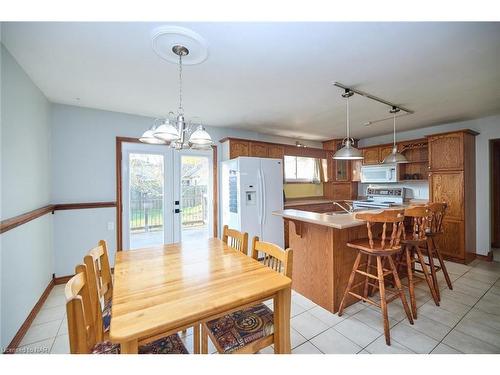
[[400, 206, 441, 317], [338, 209, 414, 346], [424, 202, 453, 301]]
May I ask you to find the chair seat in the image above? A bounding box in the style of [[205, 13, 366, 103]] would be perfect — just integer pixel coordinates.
[[205, 303, 274, 353], [91, 334, 188, 354], [102, 299, 112, 332], [347, 238, 402, 255]]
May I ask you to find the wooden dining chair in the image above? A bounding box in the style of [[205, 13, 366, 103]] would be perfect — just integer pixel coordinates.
[[399, 205, 441, 317], [84, 240, 113, 336], [222, 225, 249, 255], [338, 209, 413, 346], [424, 202, 453, 301], [200, 237, 293, 354], [65, 264, 188, 354]]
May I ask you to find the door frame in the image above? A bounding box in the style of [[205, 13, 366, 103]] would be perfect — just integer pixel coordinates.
[[116, 137, 218, 251]]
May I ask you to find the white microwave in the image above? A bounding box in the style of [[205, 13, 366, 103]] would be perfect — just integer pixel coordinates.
[[360, 164, 399, 183]]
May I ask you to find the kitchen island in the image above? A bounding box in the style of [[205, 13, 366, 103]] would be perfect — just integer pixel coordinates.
[[273, 209, 371, 313]]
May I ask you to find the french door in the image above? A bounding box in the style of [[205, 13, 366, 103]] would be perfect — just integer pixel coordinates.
[[121, 143, 213, 250]]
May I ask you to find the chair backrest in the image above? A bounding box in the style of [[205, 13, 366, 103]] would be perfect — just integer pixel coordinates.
[[65, 264, 100, 354], [426, 202, 447, 234], [404, 205, 430, 240], [222, 225, 249, 255], [84, 240, 113, 304], [355, 209, 405, 250], [251, 237, 293, 278]]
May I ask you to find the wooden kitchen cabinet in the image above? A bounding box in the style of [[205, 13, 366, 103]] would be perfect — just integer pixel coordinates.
[[268, 144, 285, 159], [379, 145, 394, 163], [249, 142, 269, 157], [224, 139, 249, 159], [427, 129, 478, 264], [362, 147, 381, 165]]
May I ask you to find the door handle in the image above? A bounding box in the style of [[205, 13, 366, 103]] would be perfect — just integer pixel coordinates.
[[174, 208, 182, 214]]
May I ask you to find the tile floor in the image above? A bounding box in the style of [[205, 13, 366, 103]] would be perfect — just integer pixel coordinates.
[[14, 258, 500, 354]]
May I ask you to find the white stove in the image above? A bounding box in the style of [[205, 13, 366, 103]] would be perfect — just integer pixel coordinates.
[[353, 187, 405, 209]]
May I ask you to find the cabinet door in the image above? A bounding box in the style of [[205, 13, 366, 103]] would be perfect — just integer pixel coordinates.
[[268, 144, 284, 159], [229, 140, 249, 159], [435, 219, 465, 260], [379, 145, 394, 163], [249, 142, 269, 158], [428, 133, 464, 170], [334, 140, 351, 181], [331, 183, 354, 200], [362, 147, 380, 165], [429, 171, 464, 220]]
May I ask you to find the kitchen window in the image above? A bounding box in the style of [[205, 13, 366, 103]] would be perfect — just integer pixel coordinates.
[[284, 155, 325, 183]]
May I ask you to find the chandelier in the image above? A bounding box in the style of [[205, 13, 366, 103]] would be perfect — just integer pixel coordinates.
[[140, 44, 213, 150]]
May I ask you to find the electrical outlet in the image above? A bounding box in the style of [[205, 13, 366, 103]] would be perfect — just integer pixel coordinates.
[[107, 222, 115, 231]]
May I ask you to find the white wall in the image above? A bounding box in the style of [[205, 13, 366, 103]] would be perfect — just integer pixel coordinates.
[[0, 44, 53, 348], [359, 114, 500, 256], [50, 103, 321, 276]]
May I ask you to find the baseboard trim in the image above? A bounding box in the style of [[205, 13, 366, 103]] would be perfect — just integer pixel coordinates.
[[475, 251, 494, 262], [4, 279, 55, 354], [53, 275, 73, 285]]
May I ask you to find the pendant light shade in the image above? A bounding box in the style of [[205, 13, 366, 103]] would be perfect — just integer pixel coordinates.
[[382, 107, 408, 164], [189, 125, 213, 145], [154, 117, 180, 142], [139, 128, 167, 144], [333, 89, 364, 160]]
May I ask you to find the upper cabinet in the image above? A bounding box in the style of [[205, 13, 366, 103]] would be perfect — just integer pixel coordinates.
[[379, 145, 394, 163], [362, 147, 381, 165], [226, 139, 249, 159], [268, 144, 285, 159], [249, 142, 269, 158], [428, 132, 465, 171]]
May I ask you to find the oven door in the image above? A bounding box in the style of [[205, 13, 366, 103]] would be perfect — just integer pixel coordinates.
[[360, 164, 398, 183]]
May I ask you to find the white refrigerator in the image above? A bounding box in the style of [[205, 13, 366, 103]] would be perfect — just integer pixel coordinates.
[[221, 157, 284, 248]]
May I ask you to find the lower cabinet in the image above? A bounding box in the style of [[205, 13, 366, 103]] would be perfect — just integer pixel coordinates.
[[436, 219, 465, 261]]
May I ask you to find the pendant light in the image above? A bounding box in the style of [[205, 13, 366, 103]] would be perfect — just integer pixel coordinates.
[[333, 89, 364, 160], [382, 107, 408, 164], [139, 120, 167, 144]]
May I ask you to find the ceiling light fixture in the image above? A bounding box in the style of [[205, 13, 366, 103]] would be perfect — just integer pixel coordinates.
[[382, 107, 408, 164], [139, 43, 213, 150], [333, 89, 364, 160]]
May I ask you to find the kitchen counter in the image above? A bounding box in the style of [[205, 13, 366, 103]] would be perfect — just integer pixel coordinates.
[[273, 209, 366, 229], [284, 198, 340, 208]]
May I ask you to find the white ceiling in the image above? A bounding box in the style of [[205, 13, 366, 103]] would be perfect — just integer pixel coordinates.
[[3, 22, 500, 140]]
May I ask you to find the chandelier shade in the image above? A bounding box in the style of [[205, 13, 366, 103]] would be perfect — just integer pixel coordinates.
[[154, 119, 180, 142], [382, 108, 408, 164]]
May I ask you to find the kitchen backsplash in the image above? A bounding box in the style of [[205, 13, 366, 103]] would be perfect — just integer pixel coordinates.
[[284, 183, 324, 199], [358, 181, 429, 200]]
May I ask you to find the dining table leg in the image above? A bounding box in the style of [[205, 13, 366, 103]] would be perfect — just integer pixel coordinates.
[[193, 324, 201, 354], [120, 339, 138, 354], [273, 286, 291, 354]]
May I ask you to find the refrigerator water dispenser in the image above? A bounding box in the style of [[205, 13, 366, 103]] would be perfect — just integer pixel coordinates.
[[246, 191, 256, 205]]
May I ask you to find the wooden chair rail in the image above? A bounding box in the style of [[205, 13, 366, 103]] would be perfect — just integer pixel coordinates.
[[0, 201, 117, 234]]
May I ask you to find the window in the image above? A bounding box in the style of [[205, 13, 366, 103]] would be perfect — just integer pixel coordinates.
[[284, 156, 324, 183]]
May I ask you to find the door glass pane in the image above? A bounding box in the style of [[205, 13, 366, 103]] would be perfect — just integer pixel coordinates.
[[181, 156, 209, 242], [129, 153, 164, 249]]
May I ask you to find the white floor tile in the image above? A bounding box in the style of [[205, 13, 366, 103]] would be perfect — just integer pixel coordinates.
[[341, 301, 367, 316], [333, 317, 381, 347], [291, 328, 307, 349], [310, 328, 361, 354], [465, 308, 500, 331], [402, 314, 451, 341], [20, 320, 62, 346], [32, 305, 66, 326], [50, 334, 70, 354], [418, 301, 464, 328], [291, 341, 322, 354], [43, 293, 67, 309], [292, 292, 316, 310], [291, 311, 329, 340], [443, 262, 471, 276], [475, 296, 500, 316], [291, 302, 307, 317], [390, 323, 439, 353], [351, 307, 398, 333], [455, 316, 500, 349], [365, 336, 414, 354], [443, 329, 500, 354], [439, 288, 481, 307], [308, 305, 346, 327], [431, 343, 462, 354], [431, 297, 470, 316], [57, 318, 68, 335], [451, 281, 487, 298], [16, 338, 54, 354], [257, 345, 275, 354], [463, 269, 499, 285]]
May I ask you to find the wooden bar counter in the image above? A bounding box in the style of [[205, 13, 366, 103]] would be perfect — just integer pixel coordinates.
[[273, 209, 370, 313]]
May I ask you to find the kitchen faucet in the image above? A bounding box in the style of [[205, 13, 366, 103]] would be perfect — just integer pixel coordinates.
[[333, 201, 354, 214]]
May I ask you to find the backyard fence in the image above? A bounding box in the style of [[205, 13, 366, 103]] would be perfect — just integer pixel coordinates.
[[130, 185, 207, 232]]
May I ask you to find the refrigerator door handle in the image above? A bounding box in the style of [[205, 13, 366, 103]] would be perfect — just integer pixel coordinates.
[[257, 169, 263, 226], [261, 169, 266, 225]]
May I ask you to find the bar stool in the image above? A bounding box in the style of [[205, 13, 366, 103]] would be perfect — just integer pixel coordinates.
[[399, 206, 441, 318], [338, 209, 414, 346], [424, 202, 453, 301]]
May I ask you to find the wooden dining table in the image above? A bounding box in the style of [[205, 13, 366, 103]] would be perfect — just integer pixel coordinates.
[[109, 238, 292, 354]]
